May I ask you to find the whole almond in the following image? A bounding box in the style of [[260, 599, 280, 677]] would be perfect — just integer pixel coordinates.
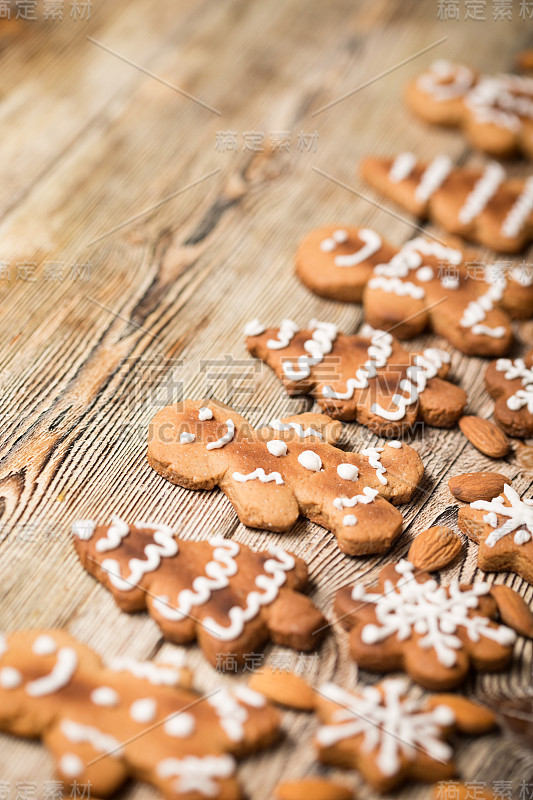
[[490, 584, 533, 638], [427, 694, 496, 734], [248, 666, 315, 711], [448, 472, 510, 502], [459, 416, 510, 458], [407, 526, 463, 572], [275, 778, 353, 800]]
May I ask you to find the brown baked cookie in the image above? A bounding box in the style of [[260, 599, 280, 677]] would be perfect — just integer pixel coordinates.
[[406, 59, 533, 159], [72, 517, 327, 668], [147, 399, 424, 556], [314, 677, 496, 793], [296, 228, 529, 355], [457, 483, 533, 584], [334, 559, 522, 691], [360, 153, 533, 252], [245, 320, 466, 433], [0, 629, 279, 799], [485, 350, 533, 438]]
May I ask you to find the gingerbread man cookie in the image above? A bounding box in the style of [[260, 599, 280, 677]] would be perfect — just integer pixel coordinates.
[[0, 629, 279, 800], [314, 677, 495, 793], [296, 229, 531, 355], [485, 350, 533, 437], [245, 320, 466, 432], [335, 559, 522, 690], [361, 153, 533, 252], [73, 517, 327, 667], [406, 59, 533, 159], [458, 483, 533, 584], [147, 400, 424, 555]]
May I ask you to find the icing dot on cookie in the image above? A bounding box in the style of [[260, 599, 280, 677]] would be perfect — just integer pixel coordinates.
[[198, 407, 213, 421], [180, 432, 195, 445], [130, 697, 157, 723], [267, 440, 288, 457], [343, 514, 358, 526], [32, 635, 58, 656], [91, 686, 120, 707], [0, 666, 22, 689], [416, 266, 434, 282], [320, 237, 336, 252], [388, 440, 402, 448], [337, 463, 359, 481], [298, 450, 322, 472], [163, 711, 196, 737], [333, 229, 348, 243], [244, 318, 265, 337], [60, 753, 84, 778], [71, 520, 96, 541]]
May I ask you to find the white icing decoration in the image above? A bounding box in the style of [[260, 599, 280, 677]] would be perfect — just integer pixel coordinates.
[[389, 152, 416, 183], [414, 155, 452, 203], [320, 228, 382, 267], [32, 635, 58, 656], [441, 274, 459, 289], [266, 318, 299, 350], [244, 319, 265, 337], [269, 419, 323, 439], [164, 712, 196, 738], [337, 463, 359, 481], [59, 754, 84, 778], [459, 264, 506, 338], [130, 697, 157, 723], [388, 440, 402, 448], [26, 647, 78, 697], [71, 520, 95, 541], [368, 275, 425, 300], [101, 521, 178, 592], [232, 468, 284, 484], [316, 678, 455, 777], [91, 686, 120, 707], [416, 266, 434, 282], [198, 406, 213, 421], [465, 73, 533, 133], [0, 667, 22, 689], [180, 432, 195, 444], [471, 484, 533, 547], [157, 755, 235, 797], [501, 176, 533, 239], [320, 228, 349, 251], [95, 515, 130, 554], [207, 687, 265, 741], [322, 328, 391, 401], [361, 447, 387, 485], [351, 560, 516, 667], [298, 450, 322, 472], [266, 440, 288, 457], [61, 719, 123, 757], [458, 162, 505, 225], [496, 357, 533, 414], [109, 658, 183, 686], [417, 60, 475, 102], [153, 539, 295, 641], [343, 514, 357, 526], [282, 319, 337, 381], [333, 487, 379, 510], [206, 419, 235, 450]]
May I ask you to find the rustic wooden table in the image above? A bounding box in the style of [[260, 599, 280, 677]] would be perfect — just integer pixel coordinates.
[[0, 0, 532, 798]]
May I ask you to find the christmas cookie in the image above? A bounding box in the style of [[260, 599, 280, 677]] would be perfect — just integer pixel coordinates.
[[296, 229, 532, 355], [457, 482, 533, 584], [334, 559, 524, 690], [72, 517, 327, 668], [0, 629, 279, 799], [315, 677, 496, 793], [485, 350, 533, 438], [361, 154, 533, 252], [245, 320, 466, 432], [406, 59, 533, 159], [147, 400, 424, 555]]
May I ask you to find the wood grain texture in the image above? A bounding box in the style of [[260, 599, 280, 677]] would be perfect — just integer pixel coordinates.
[[0, 0, 532, 797]]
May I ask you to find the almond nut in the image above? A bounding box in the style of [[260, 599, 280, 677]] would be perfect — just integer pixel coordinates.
[[275, 778, 353, 800], [459, 416, 510, 458], [407, 526, 463, 572], [427, 694, 496, 734], [490, 584, 533, 638], [248, 666, 315, 711], [448, 472, 510, 502]]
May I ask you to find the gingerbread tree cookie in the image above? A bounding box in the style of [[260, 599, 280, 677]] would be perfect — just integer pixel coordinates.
[[485, 350, 533, 438], [314, 677, 496, 793], [361, 153, 533, 252], [72, 517, 327, 667], [335, 559, 521, 690], [406, 59, 533, 159], [0, 629, 279, 799], [245, 320, 466, 431], [458, 483, 533, 584], [296, 229, 532, 355], [147, 400, 424, 555]]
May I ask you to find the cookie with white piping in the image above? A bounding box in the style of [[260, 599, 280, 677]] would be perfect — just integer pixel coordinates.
[[406, 59, 533, 159], [72, 516, 327, 667], [334, 558, 525, 691], [457, 483, 533, 584], [314, 677, 496, 793], [0, 628, 279, 800], [245, 320, 466, 433], [361, 153, 533, 252], [485, 349, 533, 438], [296, 228, 531, 355], [147, 399, 424, 556]]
